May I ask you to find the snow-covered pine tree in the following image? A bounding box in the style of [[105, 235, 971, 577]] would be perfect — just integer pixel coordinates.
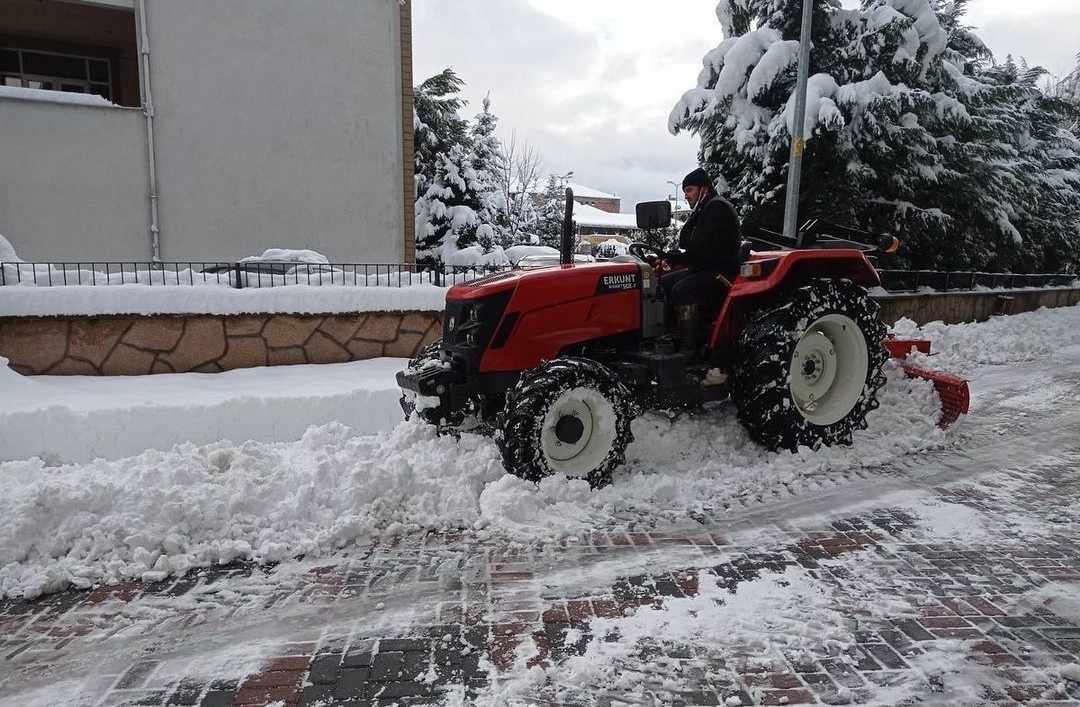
[[414, 69, 469, 204], [1054, 54, 1080, 137], [533, 176, 571, 249], [984, 62, 1080, 273], [670, 0, 1080, 272], [467, 96, 512, 251], [415, 144, 482, 265]]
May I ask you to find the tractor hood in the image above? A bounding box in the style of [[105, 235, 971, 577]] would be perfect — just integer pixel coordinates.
[[442, 259, 651, 374]]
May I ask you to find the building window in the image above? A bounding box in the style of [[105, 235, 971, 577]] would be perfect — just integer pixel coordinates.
[[1, 48, 114, 101]]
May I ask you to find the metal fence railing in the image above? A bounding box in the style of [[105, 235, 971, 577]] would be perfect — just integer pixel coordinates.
[[1, 261, 1076, 292], [0, 262, 510, 289], [877, 270, 1078, 293]]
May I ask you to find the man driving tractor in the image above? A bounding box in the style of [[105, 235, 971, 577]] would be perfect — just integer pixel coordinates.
[[659, 167, 743, 357]]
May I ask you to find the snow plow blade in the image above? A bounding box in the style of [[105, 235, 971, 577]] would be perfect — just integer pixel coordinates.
[[900, 365, 969, 427], [885, 337, 969, 427], [884, 338, 931, 357]]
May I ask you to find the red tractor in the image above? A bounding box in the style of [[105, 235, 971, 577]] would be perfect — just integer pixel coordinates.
[[398, 195, 904, 487]]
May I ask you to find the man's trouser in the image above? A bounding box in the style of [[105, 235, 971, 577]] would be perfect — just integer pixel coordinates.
[[659, 268, 729, 355]]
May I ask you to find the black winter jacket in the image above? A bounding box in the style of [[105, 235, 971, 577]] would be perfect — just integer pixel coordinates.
[[667, 194, 742, 280]]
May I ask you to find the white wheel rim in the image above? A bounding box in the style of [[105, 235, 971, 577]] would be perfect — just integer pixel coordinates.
[[539, 386, 617, 478], [789, 313, 868, 426]]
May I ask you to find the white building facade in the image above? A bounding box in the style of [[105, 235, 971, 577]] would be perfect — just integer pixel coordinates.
[[0, 0, 414, 263]]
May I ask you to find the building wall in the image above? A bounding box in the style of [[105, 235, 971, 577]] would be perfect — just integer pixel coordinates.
[[0, 100, 151, 261], [0, 0, 408, 264], [399, 0, 416, 264], [577, 197, 620, 214], [146, 0, 405, 263]]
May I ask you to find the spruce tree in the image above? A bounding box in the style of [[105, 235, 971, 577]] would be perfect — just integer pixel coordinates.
[[670, 0, 1080, 272], [467, 96, 512, 250], [414, 69, 469, 203], [534, 176, 571, 249], [415, 145, 481, 264]]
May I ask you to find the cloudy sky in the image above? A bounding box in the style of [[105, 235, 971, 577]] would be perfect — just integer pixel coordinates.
[[413, 0, 1080, 213]]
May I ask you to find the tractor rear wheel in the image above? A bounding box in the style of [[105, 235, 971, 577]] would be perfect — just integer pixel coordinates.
[[731, 279, 887, 451], [496, 358, 635, 488]]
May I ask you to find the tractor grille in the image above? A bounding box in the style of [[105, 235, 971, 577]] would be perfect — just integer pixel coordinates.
[[442, 289, 514, 374]]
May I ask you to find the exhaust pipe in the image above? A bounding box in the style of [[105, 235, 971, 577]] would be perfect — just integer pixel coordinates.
[[560, 187, 575, 266]]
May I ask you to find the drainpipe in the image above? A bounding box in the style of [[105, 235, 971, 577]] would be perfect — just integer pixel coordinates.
[[136, 0, 162, 262]]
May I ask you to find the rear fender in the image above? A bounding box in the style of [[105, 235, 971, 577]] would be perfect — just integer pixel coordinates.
[[707, 249, 880, 351]]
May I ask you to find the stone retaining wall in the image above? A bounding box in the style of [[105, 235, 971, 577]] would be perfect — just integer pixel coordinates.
[[0, 312, 442, 376], [875, 287, 1080, 328], [1, 287, 1077, 376]]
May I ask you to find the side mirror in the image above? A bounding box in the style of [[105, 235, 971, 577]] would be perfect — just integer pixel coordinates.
[[635, 200, 672, 230]]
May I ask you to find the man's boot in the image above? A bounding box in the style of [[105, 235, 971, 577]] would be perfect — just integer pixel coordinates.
[[675, 304, 699, 358]]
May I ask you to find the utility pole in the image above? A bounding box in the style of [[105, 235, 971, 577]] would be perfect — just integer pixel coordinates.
[[666, 180, 680, 215], [782, 0, 815, 246]]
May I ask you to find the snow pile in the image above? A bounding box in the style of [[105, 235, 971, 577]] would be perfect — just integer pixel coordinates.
[[0, 364, 946, 599], [0, 420, 507, 599], [890, 304, 1080, 374], [239, 248, 329, 264], [1, 304, 1078, 598]]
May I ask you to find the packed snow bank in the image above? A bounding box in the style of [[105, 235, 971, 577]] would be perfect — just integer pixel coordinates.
[[0, 283, 448, 317], [0, 359, 407, 464]]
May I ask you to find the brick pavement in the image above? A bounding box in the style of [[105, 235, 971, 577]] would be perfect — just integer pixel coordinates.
[[1, 462, 1078, 707]]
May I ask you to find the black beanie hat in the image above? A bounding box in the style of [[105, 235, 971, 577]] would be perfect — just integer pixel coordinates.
[[682, 167, 712, 189]]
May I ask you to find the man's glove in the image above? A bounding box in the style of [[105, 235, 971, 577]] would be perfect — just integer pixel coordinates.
[[664, 250, 685, 265]]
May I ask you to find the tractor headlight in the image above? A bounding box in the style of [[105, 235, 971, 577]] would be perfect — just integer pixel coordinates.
[[739, 258, 779, 279], [740, 262, 763, 278]]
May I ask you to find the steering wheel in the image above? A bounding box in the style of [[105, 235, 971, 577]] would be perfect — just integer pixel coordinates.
[[628, 243, 665, 263]]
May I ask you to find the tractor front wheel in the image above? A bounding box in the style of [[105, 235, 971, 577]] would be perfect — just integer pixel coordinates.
[[732, 279, 887, 451], [400, 338, 449, 424], [496, 358, 635, 488]]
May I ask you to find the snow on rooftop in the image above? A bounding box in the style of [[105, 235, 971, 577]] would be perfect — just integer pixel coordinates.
[[574, 202, 640, 229], [566, 182, 618, 200]]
